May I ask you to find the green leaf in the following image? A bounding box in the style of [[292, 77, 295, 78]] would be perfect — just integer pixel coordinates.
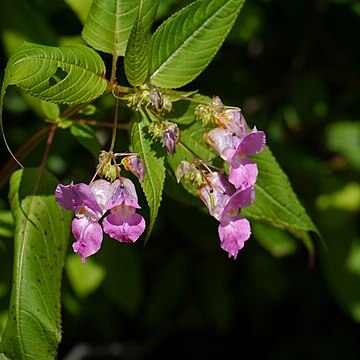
[[131, 110, 166, 241], [82, 0, 159, 57], [124, 0, 149, 86], [243, 147, 319, 250], [149, 0, 245, 88], [65, 254, 106, 298], [65, 0, 94, 24], [0, 168, 72, 359], [70, 124, 101, 157], [41, 101, 60, 120], [1, 42, 107, 105]]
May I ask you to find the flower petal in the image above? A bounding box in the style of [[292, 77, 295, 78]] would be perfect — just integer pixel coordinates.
[[90, 179, 112, 212], [107, 178, 140, 209], [71, 217, 103, 263], [229, 158, 258, 190], [218, 216, 251, 259], [103, 211, 145, 243], [221, 186, 255, 220], [237, 128, 266, 156], [205, 128, 240, 162], [55, 182, 102, 214]]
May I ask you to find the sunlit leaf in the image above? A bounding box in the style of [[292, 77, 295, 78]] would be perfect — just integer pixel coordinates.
[[131, 110, 166, 242], [1, 42, 107, 105], [124, 0, 149, 86], [149, 0, 245, 88], [0, 168, 72, 359], [82, 0, 159, 56]]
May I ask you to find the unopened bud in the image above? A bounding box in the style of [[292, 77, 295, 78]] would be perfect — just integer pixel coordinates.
[[122, 154, 146, 181]]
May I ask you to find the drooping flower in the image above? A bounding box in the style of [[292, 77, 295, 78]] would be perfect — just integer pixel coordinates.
[[55, 180, 111, 263], [206, 116, 266, 190], [197, 172, 255, 258], [55, 177, 145, 262], [102, 178, 146, 243], [217, 186, 254, 259]]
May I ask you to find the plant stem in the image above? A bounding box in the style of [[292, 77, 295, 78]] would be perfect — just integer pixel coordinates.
[[109, 98, 120, 152], [40, 124, 57, 171], [110, 54, 118, 85], [73, 118, 130, 130]]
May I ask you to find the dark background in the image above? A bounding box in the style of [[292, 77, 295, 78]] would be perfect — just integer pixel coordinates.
[[0, 0, 360, 359]]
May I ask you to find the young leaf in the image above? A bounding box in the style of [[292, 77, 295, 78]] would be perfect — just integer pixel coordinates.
[[124, 0, 149, 86], [243, 147, 320, 246], [82, 0, 159, 57], [149, 0, 245, 88], [0, 168, 72, 359], [131, 110, 166, 241], [70, 124, 101, 157], [1, 42, 107, 105]]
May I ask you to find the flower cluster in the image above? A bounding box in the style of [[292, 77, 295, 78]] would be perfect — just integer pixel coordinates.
[[55, 153, 146, 263], [178, 98, 266, 258]]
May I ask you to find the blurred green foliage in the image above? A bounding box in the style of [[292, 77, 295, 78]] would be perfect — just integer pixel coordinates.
[[0, 0, 359, 358]]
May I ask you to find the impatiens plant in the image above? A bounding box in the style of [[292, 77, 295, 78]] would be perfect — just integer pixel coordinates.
[[0, 0, 319, 358]]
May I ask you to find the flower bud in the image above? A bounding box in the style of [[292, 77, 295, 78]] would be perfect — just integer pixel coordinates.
[[122, 154, 146, 181], [162, 121, 180, 156]]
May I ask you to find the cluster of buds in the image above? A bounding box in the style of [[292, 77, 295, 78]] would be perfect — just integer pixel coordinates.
[[128, 84, 172, 113], [178, 97, 266, 258], [55, 151, 146, 263]]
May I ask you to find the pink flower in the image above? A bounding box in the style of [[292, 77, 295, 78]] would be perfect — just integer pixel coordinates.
[[218, 186, 255, 259], [55, 178, 145, 263], [55, 180, 111, 263], [197, 172, 255, 258]]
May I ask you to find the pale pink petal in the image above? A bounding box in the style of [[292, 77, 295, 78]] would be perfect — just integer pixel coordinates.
[[197, 172, 234, 221], [90, 179, 112, 212], [218, 217, 251, 259], [103, 211, 145, 243], [71, 217, 103, 263], [107, 178, 140, 209], [229, 159, 258, 190], [205, 128, 240, 162], [218, 109, 247, 137]]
